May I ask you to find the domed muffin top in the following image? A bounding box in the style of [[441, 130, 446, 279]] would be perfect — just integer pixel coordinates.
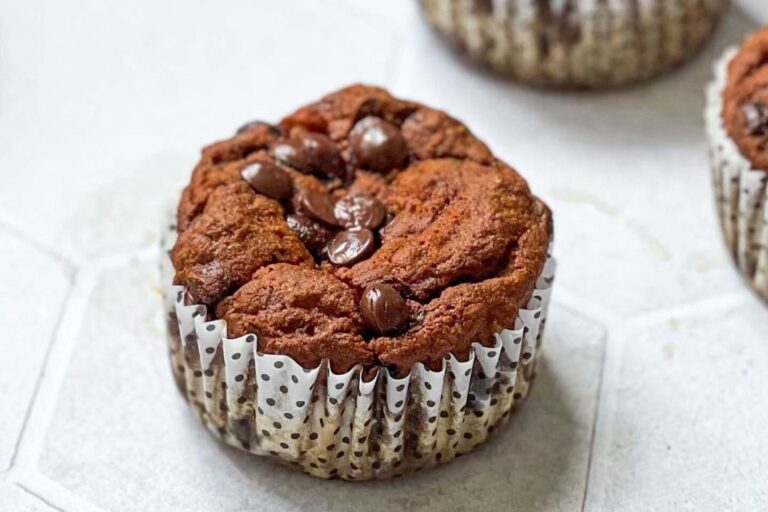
[[172, 85, 551, 374], [724, 27, 768, 171]]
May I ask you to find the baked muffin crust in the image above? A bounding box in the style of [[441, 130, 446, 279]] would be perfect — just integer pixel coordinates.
[[172, 85, 551, 373], [723, 27, 768, 171]]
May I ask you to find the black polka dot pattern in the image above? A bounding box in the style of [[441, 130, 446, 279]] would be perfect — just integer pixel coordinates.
[[161, 217, 554, 479]]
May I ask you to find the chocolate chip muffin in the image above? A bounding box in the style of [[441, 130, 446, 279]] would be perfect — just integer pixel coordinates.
[[419, 0, 728, 88], [163, 85, 555, 479], [707, 28, 768, 302], [723, 29, 768, 172]]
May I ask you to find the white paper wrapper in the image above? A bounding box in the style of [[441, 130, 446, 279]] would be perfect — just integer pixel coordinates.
[[705, 48, 768, 302], [161, 219, 555, 480], [418, 0, 729, 88]]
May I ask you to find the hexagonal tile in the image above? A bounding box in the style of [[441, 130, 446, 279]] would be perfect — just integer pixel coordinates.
[[394, 8, 757, 317], [0, 0, 402, 260], [38, 255, 604, 512], [585, 299, 768, 510], [0, 228, 71, 471]]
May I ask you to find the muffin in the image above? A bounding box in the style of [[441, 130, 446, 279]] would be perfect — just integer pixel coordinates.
[[418, 0, 729, 88], [706, 28, 768, 302], [161, 85, 555, 480]]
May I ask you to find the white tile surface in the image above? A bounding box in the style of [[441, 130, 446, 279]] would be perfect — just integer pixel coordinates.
[[737, 0, 768, 24], [37, 258, 605, 512], [585, 298, 768, 511], [0, 228, 71, 471], [1, 0, 767, 510]]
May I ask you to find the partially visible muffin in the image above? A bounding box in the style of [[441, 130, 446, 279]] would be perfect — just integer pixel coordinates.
[[707, 28, 768, 302], [419, 0, 728, 88], [723, 28, 768, 171]]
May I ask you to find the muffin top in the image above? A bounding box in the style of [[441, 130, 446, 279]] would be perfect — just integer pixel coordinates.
[[172, 85, 551, 374], [724, 27, 768, 171]]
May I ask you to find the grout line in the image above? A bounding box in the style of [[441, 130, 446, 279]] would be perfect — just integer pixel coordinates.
[[7, 269, 93, 471], [0, 217, 76, 272], [6, 277, 76, 472], [15, 482, 67, 512], [14, 473, 106, 512], [7, 245, 159, 473], [579, 316, 610, 512]]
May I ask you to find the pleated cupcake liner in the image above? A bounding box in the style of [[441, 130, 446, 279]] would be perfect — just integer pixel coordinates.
[[160, 217, 556, 480], [418, 0, 728, 88], [705, 48, 768, 302]]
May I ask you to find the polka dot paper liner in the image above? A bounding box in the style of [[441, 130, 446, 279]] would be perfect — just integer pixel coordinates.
[[417, 0, 728, 88], [161, 219, 555, 480], [706, 49, 768, 303]]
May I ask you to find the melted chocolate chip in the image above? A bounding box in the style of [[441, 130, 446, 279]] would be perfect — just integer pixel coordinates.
[[333, 194, 386, 230], [742, 102, 768, 136], [286, 213, 334, 255], [241, 161, 293, 200], [327, 229, 375, 266], [236, 120, 281, 137], [297, 188, 338, 226], [349, 116, 408, 173], [272, 133, 346, 180], [360, 284, 409, 335]]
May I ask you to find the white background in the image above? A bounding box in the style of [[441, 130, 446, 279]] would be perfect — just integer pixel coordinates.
[[0, 1, 766, 511]]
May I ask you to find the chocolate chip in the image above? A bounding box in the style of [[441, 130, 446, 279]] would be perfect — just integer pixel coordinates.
[[327, 229, 375, 266], [272, 139, 305, 169], [297, 188, 338, 226], [333, 194, 386, 230], [236, 120, 280, 137], [360, 284, 409, 335], [240, 161, 292, 200], [286, 213, 334, 254], [349, 116, 408, 173], [272, 133, 346, 179], [742, 102, 768, 136]]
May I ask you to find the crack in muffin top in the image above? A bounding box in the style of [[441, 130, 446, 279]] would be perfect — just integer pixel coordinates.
[[172, 85, 551, 374], [724, 27, 768, 172]]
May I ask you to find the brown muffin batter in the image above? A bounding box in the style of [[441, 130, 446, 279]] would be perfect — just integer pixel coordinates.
[[172, 85, 551, 373], [723, 28, 768, 171]]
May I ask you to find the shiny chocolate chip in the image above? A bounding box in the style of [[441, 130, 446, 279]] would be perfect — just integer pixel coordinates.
[[297, 188, 338, 226], [333, 194, 386, 230], [349, 116, 408, 173], [272, 133, 346, 180], [236, 120, 281, 137], [241, 161, 293, 200], [327, 229, 375, 266], [742, 102, 768, 136], [272, 139, 307, 169], [360, 284, 409, 335], [286, 213, 334, 254]]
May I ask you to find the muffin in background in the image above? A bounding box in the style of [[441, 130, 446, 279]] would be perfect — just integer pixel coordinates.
[[706, 28, 768, 302], [419, 0, 729, 88], [163, 85, 555, 480]]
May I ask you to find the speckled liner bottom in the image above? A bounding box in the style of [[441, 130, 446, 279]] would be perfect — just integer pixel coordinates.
[[706, 48, 768, 302], [160, 220, 555, 480], [418, 0, 728, 88]]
